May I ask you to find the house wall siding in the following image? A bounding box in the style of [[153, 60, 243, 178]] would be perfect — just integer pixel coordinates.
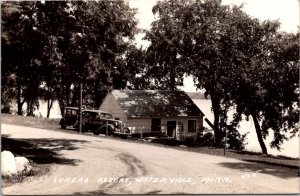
[[127, 118, 152, 134], [99, 93, 128, 123], [162, 117, 203, 139], [127, 116, 203, 139]]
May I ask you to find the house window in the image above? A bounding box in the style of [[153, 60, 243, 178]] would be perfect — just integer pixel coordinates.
[[151, 118, 161, 132], [188, 120, 197, 132]]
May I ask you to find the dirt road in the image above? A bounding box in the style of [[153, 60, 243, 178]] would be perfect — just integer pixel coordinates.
[[2, 124, 299, 194]]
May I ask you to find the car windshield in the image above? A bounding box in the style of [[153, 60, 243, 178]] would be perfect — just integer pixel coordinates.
[[81, 111, 113, 119], [83, 111, 103, 119], [105, 113, 113, 119], [82, 112, 90, 117], [65, 109, 78, 117]]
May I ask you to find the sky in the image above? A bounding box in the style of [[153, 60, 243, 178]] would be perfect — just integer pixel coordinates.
[[128, 0, 299, 92]]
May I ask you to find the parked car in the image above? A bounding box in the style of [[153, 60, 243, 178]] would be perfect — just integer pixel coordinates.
[[59, 107, 130, 137], [59, 107, 80, 129], [81, 110, 129, 136]]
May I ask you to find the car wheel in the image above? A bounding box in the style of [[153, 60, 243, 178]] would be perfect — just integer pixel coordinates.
[[60, 120, 66, 129], [107, 126, 114, 135], [95, 126, 113, 135], [61, 124, 66, 129], [81, 122, 86, 132], [92, 130, 99, 135]]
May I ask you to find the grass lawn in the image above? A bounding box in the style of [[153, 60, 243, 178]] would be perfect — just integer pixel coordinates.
[[1, 113, 61, 131]]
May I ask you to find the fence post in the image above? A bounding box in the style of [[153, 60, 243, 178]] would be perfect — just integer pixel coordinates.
[[224, 129, 228, 156], [106, 121, 108, 136]]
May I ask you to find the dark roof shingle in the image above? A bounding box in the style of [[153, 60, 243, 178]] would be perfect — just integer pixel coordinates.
[[112, 90, 204, 118]]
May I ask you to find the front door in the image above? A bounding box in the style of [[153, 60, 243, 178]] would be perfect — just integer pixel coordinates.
[[167, 121, 176, 137]]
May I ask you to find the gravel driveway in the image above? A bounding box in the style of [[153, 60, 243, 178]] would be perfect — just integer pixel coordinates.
[[2, 124, 299, 194]]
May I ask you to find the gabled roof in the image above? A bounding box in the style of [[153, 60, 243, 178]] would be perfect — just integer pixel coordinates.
[[111, 90, 204, 118]]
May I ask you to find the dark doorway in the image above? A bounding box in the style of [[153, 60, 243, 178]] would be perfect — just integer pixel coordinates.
[[167, 121, 176, 137], [151, 118, 161, 132]]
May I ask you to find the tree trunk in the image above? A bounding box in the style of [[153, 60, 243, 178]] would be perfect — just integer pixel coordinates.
[[170, 68, 176, 90], [17, 100, 23, 115], [71, 84, 79, 107], [57, 83, 71, 116], [17, 85, 25, 115], [47, 99, 53, 118], [26, 100, 35, 116], [211, 96, 222, 147], [251, 111, 268, 155], [58, 98, 65, 117]]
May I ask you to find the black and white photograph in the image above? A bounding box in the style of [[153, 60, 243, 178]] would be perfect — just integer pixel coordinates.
[[1, 0, 299, 195]]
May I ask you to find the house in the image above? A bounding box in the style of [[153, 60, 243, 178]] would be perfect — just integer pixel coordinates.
[[99, 90, 204, 140]]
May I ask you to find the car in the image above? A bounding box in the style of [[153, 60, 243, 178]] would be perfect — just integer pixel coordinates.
[[81, 110, 129, 136], [59, 107, 130, 136], [59, 107, 80, 129]]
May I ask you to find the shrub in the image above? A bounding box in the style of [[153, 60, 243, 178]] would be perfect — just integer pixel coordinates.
[[221, 125, 248, 151], [192, 127, 215, 147], [192, 127, 248, 151]]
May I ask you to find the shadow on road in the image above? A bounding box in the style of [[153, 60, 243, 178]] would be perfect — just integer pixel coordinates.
[[73, 189, 164, 195], [218, 161, 299, 179], [73, 190, 107, 195], [1, 135, 88, 165]]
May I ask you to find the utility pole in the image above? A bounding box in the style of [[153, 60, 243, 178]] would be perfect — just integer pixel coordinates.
[[79, 80, 83, 133], [76, 31, 84, 134]]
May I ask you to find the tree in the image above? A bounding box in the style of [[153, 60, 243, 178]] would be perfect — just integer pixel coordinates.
[[230, 31, 299, 154], [2, 1, 140, 117], [32, 1, 138, 114], [145, 0, 243, 145], [124, 45, 152, 90], [62, 1, 139, 109], [265, 32, 300, 144], [2, 2, 45, 115], [144, 0, 188, 90], [145, 0, 299, 153], [214, 6, 282, 154]]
